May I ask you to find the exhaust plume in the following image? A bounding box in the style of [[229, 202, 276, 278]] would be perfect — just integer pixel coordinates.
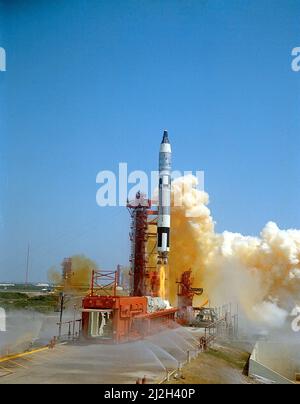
[[169, 175, 300, 328], [48, 254, 97, 294]]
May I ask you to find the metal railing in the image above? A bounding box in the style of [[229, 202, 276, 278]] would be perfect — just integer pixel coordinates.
[[57, 319, 82, 341]]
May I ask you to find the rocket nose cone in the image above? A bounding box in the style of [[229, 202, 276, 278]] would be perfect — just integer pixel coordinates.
[[161, 130, 170, 144]]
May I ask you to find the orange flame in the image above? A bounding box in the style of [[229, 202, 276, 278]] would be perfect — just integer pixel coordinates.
[[159, 265, 166, 300]]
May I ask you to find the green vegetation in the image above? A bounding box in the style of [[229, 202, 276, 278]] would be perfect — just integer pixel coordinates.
[[206, 346, 250, 369], [0, 292, 58, 313]]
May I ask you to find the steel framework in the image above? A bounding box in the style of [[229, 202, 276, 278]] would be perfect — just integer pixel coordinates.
[[90, 269, 118, 297], [127, 192, 151, 296]]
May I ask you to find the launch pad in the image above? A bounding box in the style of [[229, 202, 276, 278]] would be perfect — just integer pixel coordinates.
[[79, 132, 201, 343], [58, 132, 221, 345], [81, 269, 177, 343]]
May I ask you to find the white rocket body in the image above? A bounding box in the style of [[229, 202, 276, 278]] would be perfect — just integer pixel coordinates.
[[157, 131, 171, 265]]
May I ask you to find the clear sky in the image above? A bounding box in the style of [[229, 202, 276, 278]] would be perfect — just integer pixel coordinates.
[[0, 0, 299, 282]]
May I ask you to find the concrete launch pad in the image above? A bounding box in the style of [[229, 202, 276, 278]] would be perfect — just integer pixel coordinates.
[[0, 327, 202, 384]]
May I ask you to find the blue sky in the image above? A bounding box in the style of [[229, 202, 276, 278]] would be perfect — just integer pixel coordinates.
[[0, 0, 299, 282]]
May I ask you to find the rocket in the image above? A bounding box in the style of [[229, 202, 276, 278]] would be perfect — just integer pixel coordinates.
[[157, 130, 172, 265]]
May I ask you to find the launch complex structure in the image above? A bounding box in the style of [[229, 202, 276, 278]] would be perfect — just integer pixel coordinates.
[[61, 132, 212, 344]]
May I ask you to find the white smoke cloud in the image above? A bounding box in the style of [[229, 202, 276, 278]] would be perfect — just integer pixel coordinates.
[[252, 301, 288, 329], [170, 176, 300, 329]]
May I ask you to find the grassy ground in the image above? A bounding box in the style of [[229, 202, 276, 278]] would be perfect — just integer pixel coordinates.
[[166, 341, 254, 384], [0, 292, 58, 313], [206, 343, 250, 369]]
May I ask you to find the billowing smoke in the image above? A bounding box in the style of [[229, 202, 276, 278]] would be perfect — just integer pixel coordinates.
[[169, 175, 300, 329], [48, 254, 97, 294]]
